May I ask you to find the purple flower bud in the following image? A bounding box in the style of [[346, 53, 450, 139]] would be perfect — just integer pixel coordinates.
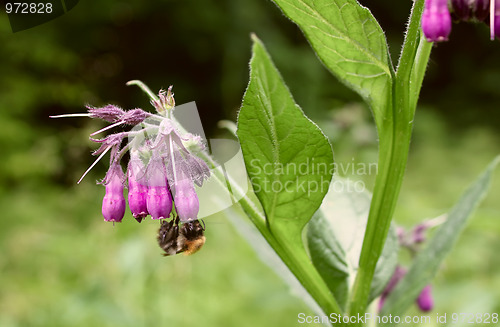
[[145, 156, 172, 220], [493, 0, 500, 40], [87, 105, 125, 122], [127, 159, 149, 222], [451, 0, 471, 21], [90, 134, 125, 156], [473, 0, 490, 21], [412, 223, 429, 243], [416, 285, 434, 312], [102, 163, 126, 222], [121, 108, 148, 125], [379, 266, 407, 312], [147, 185, 173, 220], [384, 266, 407, 294], [422, 0, 452, 42], [450, 0, 488, 21], [151, 86, 175, 114], [173, 178, 200, 222]]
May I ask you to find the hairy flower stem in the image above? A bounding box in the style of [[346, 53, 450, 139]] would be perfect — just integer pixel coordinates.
[[199, 149, 343, 321]]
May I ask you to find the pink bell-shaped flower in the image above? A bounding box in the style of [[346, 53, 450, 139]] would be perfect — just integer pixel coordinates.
[[145, 155, 173, 220], [492, 0, 500, 40], [127, 158, 149, 222], [102, 162, 126, 222], [422, 0, 452, 42], [416, 285, 434, 312], [173, 177, 200, 222]]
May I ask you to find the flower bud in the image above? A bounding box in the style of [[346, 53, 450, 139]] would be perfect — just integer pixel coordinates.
[[493, 0, 500, 39], [416, 285, 434, 311], [146, 185, 173, 220], [151, 87, 175, 114], [127, 159, 149, 222], [87, 105, 125, 122], [451, 0, 471, 21], [145, 156, 172, 220], [378, 266, 407, 311], [422, 0, 452, 42], [102, 163, 126, 222], [412, 223, 429, 243], [121, 108, 147, 125], [173, 178, 200, 222], [473, 0, 490, 21]]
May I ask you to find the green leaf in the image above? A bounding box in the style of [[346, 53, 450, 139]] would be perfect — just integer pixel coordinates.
[[307, 177, 399, 311], [380, 156, 500, 323], [237, 35, 342, 316], [237, 34, 334, 238], [270, 0, 393, 126], [408, 31, 432, 112], [307, 211, 350, 309], [369, 223, 398, 303]]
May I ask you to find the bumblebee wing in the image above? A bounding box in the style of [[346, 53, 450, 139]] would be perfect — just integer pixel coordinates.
[[158, 220, 181, 256]]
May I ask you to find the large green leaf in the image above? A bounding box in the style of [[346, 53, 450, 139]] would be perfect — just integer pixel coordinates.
[[237, 34, 334, 239], [271, 0, 393, 124], [237, 34, 338, 315], [307, 177, 398, 311], [380, 156, 500, 324]]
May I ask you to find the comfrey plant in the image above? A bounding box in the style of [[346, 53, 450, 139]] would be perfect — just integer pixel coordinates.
[[231, 0, 500, 326], [52, 85, 211, 254], [53, 1, 500, 326]]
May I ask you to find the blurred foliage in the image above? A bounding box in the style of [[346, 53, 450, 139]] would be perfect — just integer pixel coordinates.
[[0, 0, 499, 326]]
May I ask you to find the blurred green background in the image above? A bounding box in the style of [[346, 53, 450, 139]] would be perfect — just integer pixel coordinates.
[[0, 1, 499, 326]]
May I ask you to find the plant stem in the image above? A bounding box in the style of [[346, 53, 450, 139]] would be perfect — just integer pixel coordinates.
[[348, 0, 428, 320], [127, 80, 160, 103], [199, 151, 343, 322]]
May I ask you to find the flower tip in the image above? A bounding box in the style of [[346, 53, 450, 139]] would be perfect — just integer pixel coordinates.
[[422, 0, 452, 43], [146, 186, 173, 220], [173, 180, 200, 222], [102, 163, 126, 223], [416, 285, 434, 312], [436, 36, 448, 42], [133, 213, 148, 223]]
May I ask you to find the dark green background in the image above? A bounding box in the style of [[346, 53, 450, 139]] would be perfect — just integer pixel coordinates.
[[0, 1, 499, 326]]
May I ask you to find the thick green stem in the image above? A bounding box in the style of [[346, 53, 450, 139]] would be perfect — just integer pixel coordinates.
[[272, 233, 343, 322], [348, 0, 428, 320], [348, 123, 412, 318]]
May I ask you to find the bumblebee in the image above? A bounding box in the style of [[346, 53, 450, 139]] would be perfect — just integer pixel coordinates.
[[157, 217, 206, 256]]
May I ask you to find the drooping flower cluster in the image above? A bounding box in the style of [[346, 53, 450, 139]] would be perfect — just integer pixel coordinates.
[[422, 0, 500, 42], [51, 86, 210, 223]]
